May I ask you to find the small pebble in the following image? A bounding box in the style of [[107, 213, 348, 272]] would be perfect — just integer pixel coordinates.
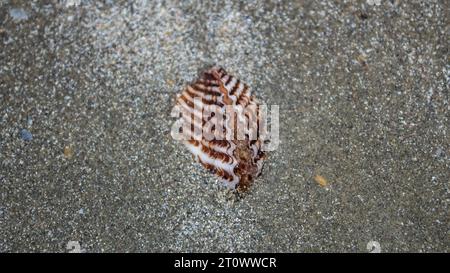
[[63, 146, 74, 159], [314, 175, 328, 187], [9, 8, 29, 22], [19, 129, 33, 141]]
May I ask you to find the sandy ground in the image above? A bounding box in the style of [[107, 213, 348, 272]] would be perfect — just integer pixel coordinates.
[[0, 0, 448, 252]]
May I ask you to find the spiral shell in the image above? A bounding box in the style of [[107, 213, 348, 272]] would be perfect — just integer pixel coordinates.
[[175, 66, 266, 192]]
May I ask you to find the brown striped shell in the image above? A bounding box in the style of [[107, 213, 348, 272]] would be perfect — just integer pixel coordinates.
[[175, 66, 266, 192]]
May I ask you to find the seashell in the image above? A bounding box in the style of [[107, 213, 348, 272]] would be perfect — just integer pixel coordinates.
[[174, 66, 267, 192]]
